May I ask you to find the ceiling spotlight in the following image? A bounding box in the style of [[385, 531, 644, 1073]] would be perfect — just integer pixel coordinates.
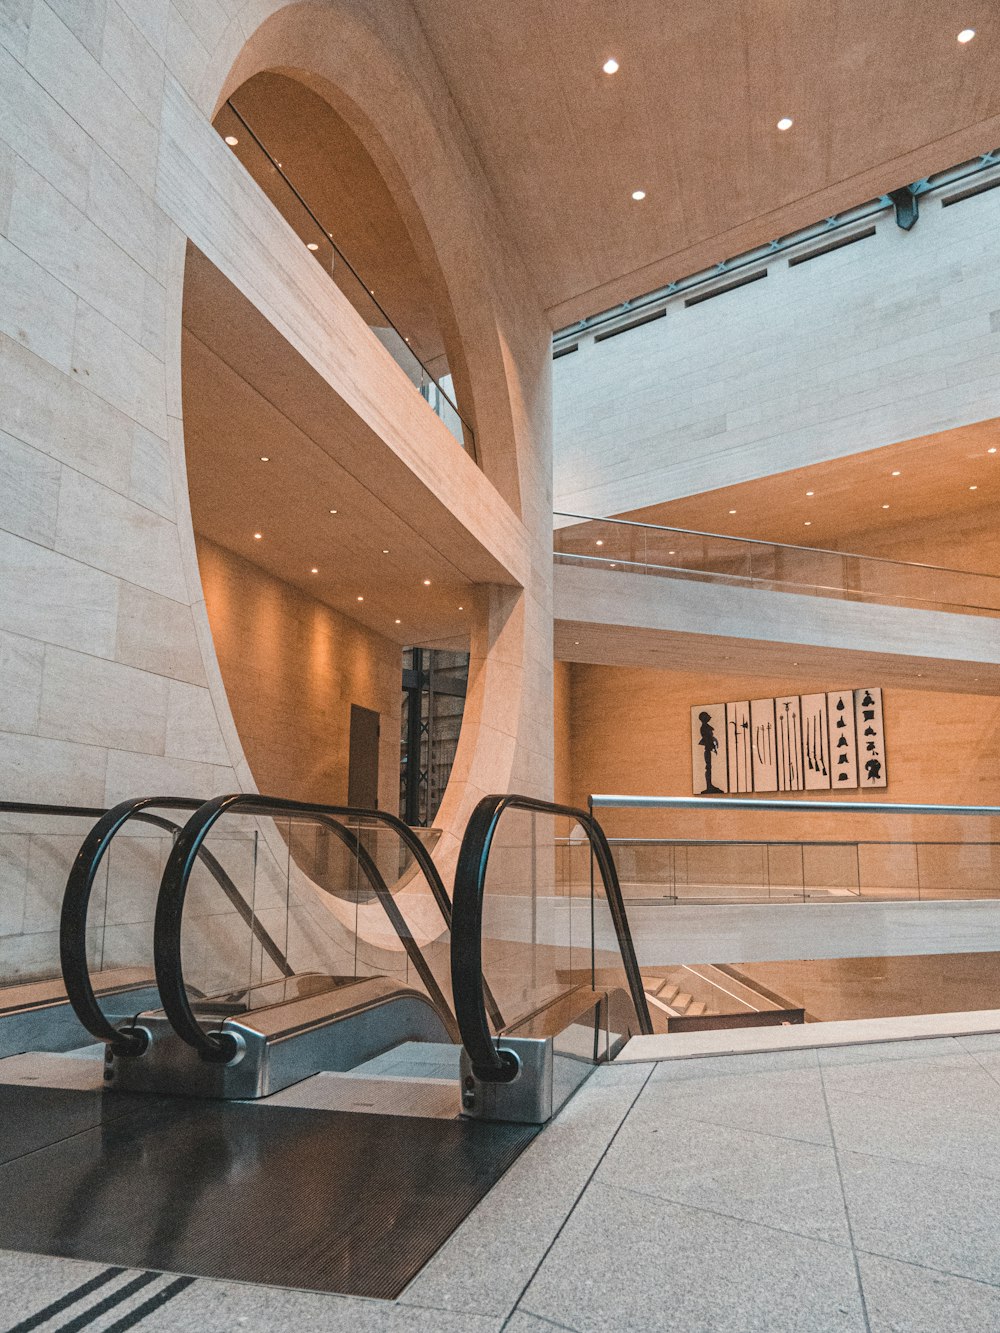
[[307, 242, 319, 251], [668, 550, 676, 555], [260, 455, 269, 462], [805, 490, 814, 496], [777, 117, 794, 131], [970, 484, 978, 490], [382, 549, 389, 554], [395, 618, 401, 624], [423, 579, 431, 586], [603, 57, 619, 74], [881, 504, 890, 510], [311, 567, 318, 574], [329, 508, 338, 514], [631, 189, 646, 201], [253, 532, 262, 539], [989, 447, 998, 454], [728, 509, 737, 515], [891, 470, 901, 476], [224, 135, 239, 146], [804, 520, 812, 526], [458, 605, 465, 611], [957, 28, 976, 43], [596, 539, 604, 546], [357, 595, 364, 602]]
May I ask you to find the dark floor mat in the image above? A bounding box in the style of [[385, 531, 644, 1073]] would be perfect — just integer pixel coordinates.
[[0, 1096, 537, 1298], [0, 1083, 159, 1165]]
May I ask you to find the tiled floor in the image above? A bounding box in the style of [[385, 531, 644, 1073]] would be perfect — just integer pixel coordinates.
[[8, 1035, 1000, 1330]]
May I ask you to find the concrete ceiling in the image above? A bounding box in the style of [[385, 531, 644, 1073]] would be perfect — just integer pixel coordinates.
[[613, 419, 1000, 571], [411, 0, 1000, 325]]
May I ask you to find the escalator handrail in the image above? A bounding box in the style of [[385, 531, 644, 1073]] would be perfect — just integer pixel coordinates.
[[153, 793, 460, 1061], [59, 797, 295, 1055], [0, 801, 106, 818], [451, 794, 653, 1083]]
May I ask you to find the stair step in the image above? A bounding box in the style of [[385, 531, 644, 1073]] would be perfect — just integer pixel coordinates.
[[687, 1001, 708, 1017], [673, 992, 692, 1013]]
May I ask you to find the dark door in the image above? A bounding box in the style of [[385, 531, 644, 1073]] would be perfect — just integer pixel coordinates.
[[348, 704, 380, 808]]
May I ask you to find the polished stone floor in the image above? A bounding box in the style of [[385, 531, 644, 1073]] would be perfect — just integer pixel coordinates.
[[8, 1034, 1000, 1330]]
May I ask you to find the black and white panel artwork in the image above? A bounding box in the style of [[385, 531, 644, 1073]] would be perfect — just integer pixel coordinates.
[[800, 693, 832, 791], [690, 703, 729, 794], [749, 698, 778, 792], [827, 690, 859, 787], [774, 696, 804, 791], [725, 701, 753, 793], [855, 687, 887, 788]]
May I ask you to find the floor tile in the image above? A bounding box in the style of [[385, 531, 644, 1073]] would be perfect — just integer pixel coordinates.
[[637, 1060, 832, 1145], [840, 1151, 1000, 1284], [817, 1037, 966, 1068], [859, 1251, 1000, 1333], [597, 1115, 849, 1244], [519, 1181, 865, 1333], [650, 1048, 819, 1080], [399, 1064, 652, 1318]]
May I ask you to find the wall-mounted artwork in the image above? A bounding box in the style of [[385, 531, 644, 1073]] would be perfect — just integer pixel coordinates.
[[690, 703, 728, 794], [800, 693, 832, 791], [691, 687, 887, 795], [749, 698, 777, 792], [855, 686, 887, 788], [774, 696, 804, 792], [725, 700, 752, 793], [827, 690, 858, 788]]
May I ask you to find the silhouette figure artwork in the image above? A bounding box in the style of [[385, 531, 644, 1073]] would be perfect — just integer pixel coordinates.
[[827, 690, 859, 788], [855, 686, 888, 787], [697, 710, 724, 793], [865, 757, 883, 782]]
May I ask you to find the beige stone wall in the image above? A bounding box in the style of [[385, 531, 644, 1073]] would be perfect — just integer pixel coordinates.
[[0, 1, 553, 976], [553, 186, 1000, 516], [196, 537, 401, 812]]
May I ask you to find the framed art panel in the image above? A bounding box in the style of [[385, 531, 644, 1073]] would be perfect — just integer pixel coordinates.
[[725, 701, 752, 793], [774, 696, 804, 792], [855, 687, 887, 788], [691, 704, 728, 794], [800, 692, 832, 791], [750, 698, 777, 792], [827, 689, 858, 787]]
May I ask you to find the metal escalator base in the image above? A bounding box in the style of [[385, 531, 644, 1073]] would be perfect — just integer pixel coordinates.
[[0, 1087, 537, 1298]]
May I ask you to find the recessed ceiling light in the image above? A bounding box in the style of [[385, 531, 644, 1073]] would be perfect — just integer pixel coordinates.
[[805, 490, 814, 496], [458, 605, 464, 611], [881, 504, 890, 510], [596, 539, 604, 546], [307, 242, 319, 251], [728, 509, 737, 515], [989, 447, 997, 454], [777, 117, 794, 131], [311, 567, 318, 574], [382, 549, 389, 554], [804, 520, 812, 526], [357, 595, 364, 601], [395, 618, 401, 624], [260, 455, 269, 462], [631, 189, 646, 201], [970, 484, 978, 490], [603, 57, 619, 74], [610, 563, 617, 568], [891, 470, 901, 476], [253, 531, 262, 539], [574, 640, 580, 645], [423, 579, 431, 586], [224, 135, 239, 146], [957, 28, 975, 43], [329, 508, 337, 514]]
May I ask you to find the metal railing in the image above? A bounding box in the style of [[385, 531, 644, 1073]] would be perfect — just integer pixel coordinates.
[[554, 512, 1000, 617]]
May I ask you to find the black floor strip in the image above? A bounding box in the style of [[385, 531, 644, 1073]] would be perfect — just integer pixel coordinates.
[[84, 1276, 195, 1333], [52, 1272, 159, 1333], [7, 1267, 125, 1333]]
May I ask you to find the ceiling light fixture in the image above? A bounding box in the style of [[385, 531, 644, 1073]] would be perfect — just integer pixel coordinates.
[[728, 509, 737, 515], [805, 490, 814, 496], [777, 117, 793, 131], [311, 567, 318, 574], [224, 135, 239, 146], [260, 455, 269, 462], [395, 618, 401, 624], [804, 520, 812, 526], [423, 579, 431, 586], [989, 447, 998, 454], [891, 470, 901, 476], [307, 242, 319, 251], [957, 28, 976, 43], [382, 549, 389, 554], [970, 484, 978, 490], [881, 504, 890, 510], [253, 532, 262, 539], [631, 189, 646, 201], [357, 595, 364, 601], [458, 605, 465, 611], [329, 508, 337, 514], [602, 57, 619, 74]]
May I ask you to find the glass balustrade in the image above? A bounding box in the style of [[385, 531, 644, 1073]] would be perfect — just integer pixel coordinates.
[[554, 512, 1000, 616]]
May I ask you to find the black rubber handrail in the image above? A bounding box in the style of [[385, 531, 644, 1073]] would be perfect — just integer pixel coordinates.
[[154, 794, 461, 1061], [0, 801, 106, 819], [59, 797, 294, 1056], [451, 795, 653, 1083]]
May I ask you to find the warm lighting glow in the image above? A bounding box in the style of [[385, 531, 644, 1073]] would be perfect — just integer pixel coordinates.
[[957, 28, 976, 43], [970, 484, 978, 490], [891, 470, 901, 476], [631, 189, 646, 201], [728, 509, 737, 515], [668, 549, 675, 555], [224, 135, 239, 146], [777, 117, 793, 131], [805, 490, 814, 496], [311, 567, 318, 574], [458, 605, 465, 611], [357, 595, 364, 601], [253, 532, 262, 539], [804, 521, 812, 526], [260, 455, 269, 462], [382, 549, 389, 554], [596, 539, 604, 546], [990, 447, 998, 454], [881, 504, 890, 510], [395, 618, 401, 624], [307, 242, 319, 251], [602, 57, 619, 74], [329, 508, 337, 514], [423, 579, 431, 586]]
